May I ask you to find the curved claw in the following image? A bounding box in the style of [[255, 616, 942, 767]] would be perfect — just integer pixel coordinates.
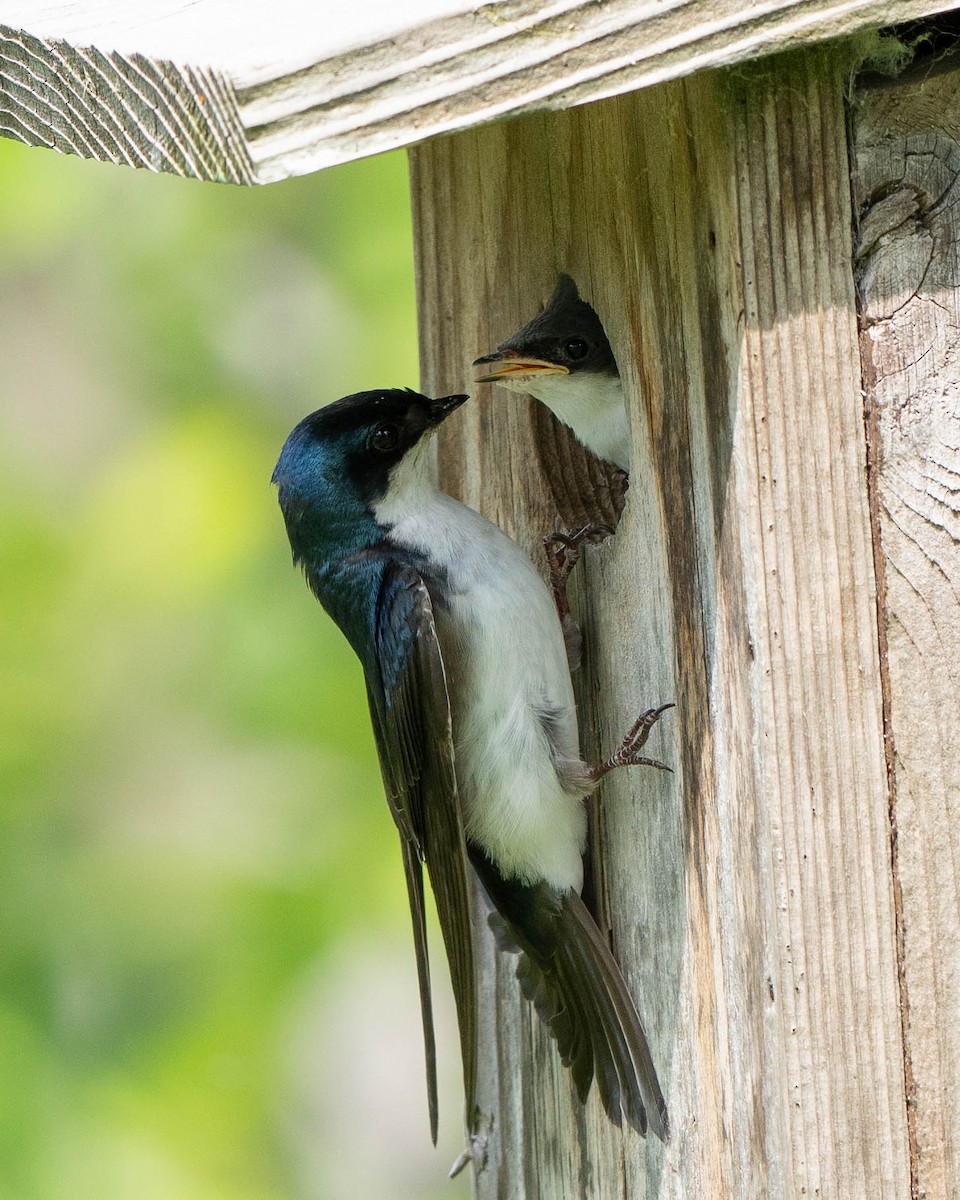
[[543, 521, 616, 558], [449, 1129, 489, 1178], [590, 702, 676, 784], [543, 523, 617, 671]]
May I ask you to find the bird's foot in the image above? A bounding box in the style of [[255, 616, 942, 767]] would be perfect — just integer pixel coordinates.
[[544, 521, 615, 593], [543, 523, 615, 670], [589, 703, 675, 783], [448, 1128, 489, 1178]]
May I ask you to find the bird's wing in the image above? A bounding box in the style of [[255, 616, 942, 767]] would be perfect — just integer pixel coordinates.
[[367, 560, 476, 1143], [470, 846, 668, 1141]]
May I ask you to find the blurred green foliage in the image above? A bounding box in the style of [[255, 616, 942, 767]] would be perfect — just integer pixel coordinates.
[[0, 140, 467, 1199]]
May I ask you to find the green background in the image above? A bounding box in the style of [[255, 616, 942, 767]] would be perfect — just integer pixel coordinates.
[[0, 137, 469, 1199]]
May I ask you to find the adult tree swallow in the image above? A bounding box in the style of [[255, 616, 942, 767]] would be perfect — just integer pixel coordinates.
[[474, 274, 629, 470], [272, 388, 668, 1147]]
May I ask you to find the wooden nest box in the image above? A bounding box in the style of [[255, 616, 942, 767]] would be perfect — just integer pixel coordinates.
[[2, 2, 959, 1195]]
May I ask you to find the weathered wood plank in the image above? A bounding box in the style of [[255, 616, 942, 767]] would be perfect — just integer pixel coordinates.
[[411, 48, 909, 1197], [1, 0, 957, 182], [0, 25, 254, 183], [853, 61, 960, 1200]]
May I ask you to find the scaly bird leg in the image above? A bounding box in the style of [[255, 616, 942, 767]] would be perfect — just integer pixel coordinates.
[[588, 703, 675, 784], [543, 522, 615, 669]]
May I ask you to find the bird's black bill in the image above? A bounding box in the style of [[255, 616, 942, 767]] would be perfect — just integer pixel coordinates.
[[427, 394, 469, 424]]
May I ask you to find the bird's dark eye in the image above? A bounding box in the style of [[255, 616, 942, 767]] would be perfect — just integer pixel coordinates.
[[368, 423, 401, 453], [563, 337, 589, 361]]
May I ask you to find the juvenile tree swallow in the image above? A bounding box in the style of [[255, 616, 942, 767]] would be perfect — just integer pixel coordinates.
[[474, 274, 629, 470], [272, 388, 668, 1146]]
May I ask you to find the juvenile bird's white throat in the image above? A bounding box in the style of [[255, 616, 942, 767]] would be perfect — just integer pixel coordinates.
[[499, 371, 630, 471]]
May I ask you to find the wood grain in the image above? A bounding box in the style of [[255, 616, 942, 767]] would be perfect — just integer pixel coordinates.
[[411, 49, 910, 1197], [0, 0, 957, 182], [853, 60, 960, 1200], [0, 23, 253, 183]]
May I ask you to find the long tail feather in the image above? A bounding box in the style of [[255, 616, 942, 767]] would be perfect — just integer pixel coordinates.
[[401, 839, 438, 1143], [470, 847, 668, 1140], [561, 890, 668, 1138]]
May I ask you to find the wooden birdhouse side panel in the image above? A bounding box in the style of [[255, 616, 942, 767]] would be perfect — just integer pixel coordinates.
[[411, 50, 912, 1197], [853, 64, 960, 1200]]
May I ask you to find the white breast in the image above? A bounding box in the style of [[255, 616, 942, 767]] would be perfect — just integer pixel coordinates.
[[500, 372, 630, 471], [376, 474, 588, 891]]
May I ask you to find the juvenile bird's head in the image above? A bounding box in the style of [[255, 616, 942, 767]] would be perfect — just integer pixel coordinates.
[[473, 275, 629, 470], [272, 388, 467, 560], [473, 274, 618, 392]]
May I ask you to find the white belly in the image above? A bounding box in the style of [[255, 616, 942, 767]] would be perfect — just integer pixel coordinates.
[[383, 489, 588, 890]]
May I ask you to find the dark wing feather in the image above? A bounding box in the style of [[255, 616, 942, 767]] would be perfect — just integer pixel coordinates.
[[471, 847, 668, 1141], [368, 561, 476, 1141]]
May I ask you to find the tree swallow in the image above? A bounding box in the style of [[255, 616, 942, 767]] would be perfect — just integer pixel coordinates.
[[272, 388, 668, 1146], [473, 274, 629, 470]]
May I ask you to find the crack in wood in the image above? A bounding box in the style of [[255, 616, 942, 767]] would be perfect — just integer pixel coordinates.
[[859, 338, 922, 1200], [853, 56, 960, 1200]]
